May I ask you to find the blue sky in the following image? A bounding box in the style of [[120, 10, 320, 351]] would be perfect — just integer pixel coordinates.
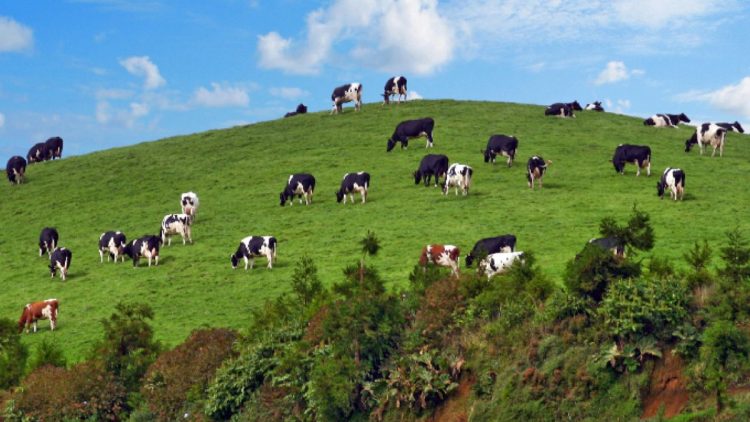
[[2, 0, 749, 165]]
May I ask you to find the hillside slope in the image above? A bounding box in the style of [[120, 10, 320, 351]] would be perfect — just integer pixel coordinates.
[[2, 100, 748, 361]]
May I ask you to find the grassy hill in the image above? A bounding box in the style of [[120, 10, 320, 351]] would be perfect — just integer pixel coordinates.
[[2, 99, 749, 362]]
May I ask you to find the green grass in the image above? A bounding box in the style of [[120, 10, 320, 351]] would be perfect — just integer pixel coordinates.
[[2, 100, 749, 362]]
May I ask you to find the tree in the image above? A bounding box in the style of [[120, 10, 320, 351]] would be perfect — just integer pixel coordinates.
[[599, 204, 654, 255], [27, 337, 67, 373], [291, 255, 323, 306], [359, 231, 380, 283], [0, 318, 28, 390], [719, 229, 750, 284], [699, 320, 750, 413]]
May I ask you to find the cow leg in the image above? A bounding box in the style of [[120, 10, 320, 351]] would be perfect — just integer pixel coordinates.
[[244, 256, 249, 271], [155, 253, 159, 266], [426, 132, 434, 148], [250, 257, 255, 269], [266, 252, 273, 269], [361, 190, 367, 204], [646, 161, 651, 176]]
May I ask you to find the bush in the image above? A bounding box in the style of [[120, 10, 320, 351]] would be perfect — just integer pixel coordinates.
[[27, 338, 67, 374], [564, 244, 640, 302], [0, 318, 27, 390]]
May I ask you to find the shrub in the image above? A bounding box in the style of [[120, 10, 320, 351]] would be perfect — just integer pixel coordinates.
[[697, 320, 750, 413], [27, 337, 67, 374], [0, 318, 27, 390], [564, 244, 640, 302]]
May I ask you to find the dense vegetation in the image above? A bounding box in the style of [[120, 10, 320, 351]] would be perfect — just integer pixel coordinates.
[[2, 100, 750, 419]]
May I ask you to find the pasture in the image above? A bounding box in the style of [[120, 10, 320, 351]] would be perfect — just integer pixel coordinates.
[[1, 99, 748, 362]]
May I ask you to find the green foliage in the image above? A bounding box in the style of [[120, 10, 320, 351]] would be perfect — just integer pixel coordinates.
[[685, 240, 713, 272], [595, 337, 662, 373], [360, 230, 380, 259], [697, 320, 750, 413], [564, 243, 641, 302], [26, 337, 67, 374], [0, 318, 27, 390], [719, 229, 750, 284], [648, 255, 675, 280], [672, 323, 702, 360], [539, 289, 593, 323], [291, 255, 323, 307], [305, 350, 358, 421], [141, 328, 237, 422], [599, 205, 655, 255]]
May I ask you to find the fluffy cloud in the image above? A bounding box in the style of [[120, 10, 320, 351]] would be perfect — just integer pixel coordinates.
[[257, 0, 454, 75], [192, 83, 249, 108], [0, 112, 5, 128], [120, 56, 165, 90], [407, 90, 423, 100], [0, 16, 33, 52], [595, 61, 644, 85], [612, 0, 728, 29], [269, 87, 309, 100], [681, 77, 750, 119]]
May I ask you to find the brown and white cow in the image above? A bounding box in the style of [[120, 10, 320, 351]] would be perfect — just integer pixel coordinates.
[[419, 244, 460, 278], [18, 299, 59, 333]]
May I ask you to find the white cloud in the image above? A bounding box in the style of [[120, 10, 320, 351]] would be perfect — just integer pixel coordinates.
[[680, 77, 750, 119], [96, 101, 111, 124], [96, 99, 149, 127], [612, 0, 727, 29], [130, 102, 149, 118], [595, 61, 644, 85], [257, 0, 454, 75], [408, 90, 423, 100], [120, 56, 165, 90], [96, 88, 134, 100], [0, 16, 33, 52], [269, 87, 309, 100], [603, 98, 631, 114], [192, 83, 249, 108], [0, 112, 5, 128]]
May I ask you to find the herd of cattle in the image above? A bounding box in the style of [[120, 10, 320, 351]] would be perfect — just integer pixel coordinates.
[[8, 75, 748, 334]]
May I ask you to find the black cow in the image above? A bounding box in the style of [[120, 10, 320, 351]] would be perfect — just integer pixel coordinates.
[[44, 137, 64, 160], [544, 103, 576, 118], [643, 113, 690, 127], [39, 227, 59, 256], [387, 117, 435, 152], [585, 101, 605, 112], [383, 76, 408, 105], [230, 235, 277, 270], [526, 156, 550, 189], [336, 172, 370, 204], [99, 231, 127, 263], [123, 235, 161, 267], [280, 173, 316, 206], [284, 104, 308, 118], [656, 167, 686, 201], [49, 247, 72, 281], [716, 121, 744, 134], [612, 144, 651, 176], [414, 154, 449, 187], [465, 235, 517, 267], [27, 142, 48, 164], [483, 135, 518, 167], [588, 237, 625, 257], [331, 83, 362, 114], [6, 156, 26, 185]]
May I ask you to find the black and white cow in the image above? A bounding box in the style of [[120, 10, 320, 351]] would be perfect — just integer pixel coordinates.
[[544, 103, 576, 118], [483, 135, 518, 167], [39, 227, 59, 257], [123, 235, 161, 267], [44, 137, 64, 160], [588, 237, 625, 257], [6, 156, 27, 185], [331, 83, 362, 114], [99, 231, 127, 263], [336, 172, 370, 204], [656, 167, 685, 201], [382, 76, 407, 105], [230, 236, 277, 270], [160, 214, 193, 246], [643, 113, 690, 127], [716, 121, 744, 134], [387, 117, 435, 152], [527, 156, 550, 189], [180, 192, 200, 220], [585, 101, 605, 112], [284, 103, 308, 118], [27, 142, 49, 164], [280, 173, 316, 206], [612, 144, 651, 176], [465, 235, 517, 267], [49, 247, 72, 281], [479, 251, 525, 280], [443, 163, 473, 195], [685, 123, 727, 157], [414, 154, 449, 187]]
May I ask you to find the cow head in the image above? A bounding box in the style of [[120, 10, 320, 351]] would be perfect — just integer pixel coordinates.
[[569, 101, 582, 111], [335, 189, 345, 203], [732, 121, 745, 133], [386, 138, 396, 152], [656, 180, 666, 199], [382, 93, 390, 105], [296, 103, 307, 114], [413, 171, 422, 185], [230, 253, 239, 269], [18, 306, 28, 333], [685, 134, 698, 152], [483, 148, 494, 163], [678, 113, 690, 123], [612, 159, 625, 173]]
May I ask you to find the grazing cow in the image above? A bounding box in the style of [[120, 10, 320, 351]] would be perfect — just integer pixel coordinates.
[[49, 247, 72, 281], [716, 121, 744, 134], [6, 156, 27, 185], [589, 237, 625, 258], [656, 167, 685, 201], [643, 113, 690, 127], [544, 103, 576, 118], [230, 236, 277, 270], [382, 76, 408, 105], [123, 235, 161, 267], [39, 227, 59, 256], [612, 144, 651, 176], [18, 299, 58, 333], [280, 173, 316, 206], [331, 83, 362, 114], [44, 136, 64, 160], [527, 156, 550, 189], [465, 235, 517, 267], [483, 135, 518, 167], [27, 142, 49, 164], [443, 163, 473, 195], [479, 252, 525, 280], [414, 154, 449, 187], [99, 231, 127, 263], [685, 123, 727, 157], [585, 101, 605, 112], [387, 117, 435, 152], [419, 244, 460, 278], [160, 214, 193, 245], [336, 172, 370, 204], [284, 103, 308, 118], [180, 191, 200, 220]]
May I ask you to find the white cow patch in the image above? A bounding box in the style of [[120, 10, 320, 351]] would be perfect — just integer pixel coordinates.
[[479, 252, 524, 280]]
